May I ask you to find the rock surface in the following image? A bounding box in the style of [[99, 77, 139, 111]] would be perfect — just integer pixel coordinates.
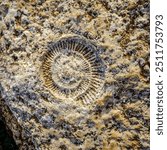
[[0, 0, 149, 149]]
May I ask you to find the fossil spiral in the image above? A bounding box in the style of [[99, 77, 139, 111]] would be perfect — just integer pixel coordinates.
[[41, 36, 105, 104]]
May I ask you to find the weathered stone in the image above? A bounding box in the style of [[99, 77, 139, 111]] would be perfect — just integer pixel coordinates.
[[0, 0, 149, 149]]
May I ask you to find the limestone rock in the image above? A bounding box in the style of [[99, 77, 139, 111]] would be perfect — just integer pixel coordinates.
[[0, 0, 149, 149]]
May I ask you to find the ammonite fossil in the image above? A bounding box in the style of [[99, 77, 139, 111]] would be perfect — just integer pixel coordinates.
[[41, 36, 105, 104]]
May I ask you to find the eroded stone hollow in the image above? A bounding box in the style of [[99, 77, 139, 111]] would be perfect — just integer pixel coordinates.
[[42, 36, 105, 104]]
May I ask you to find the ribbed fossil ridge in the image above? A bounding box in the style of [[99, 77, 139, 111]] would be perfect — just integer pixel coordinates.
[[42, 36, 105, 104]]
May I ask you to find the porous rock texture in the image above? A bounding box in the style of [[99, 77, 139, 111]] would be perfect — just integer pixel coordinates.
[[0, 0, 149, 149]]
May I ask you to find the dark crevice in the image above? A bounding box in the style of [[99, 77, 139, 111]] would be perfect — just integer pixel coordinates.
[[0, 117, 18, 150]]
